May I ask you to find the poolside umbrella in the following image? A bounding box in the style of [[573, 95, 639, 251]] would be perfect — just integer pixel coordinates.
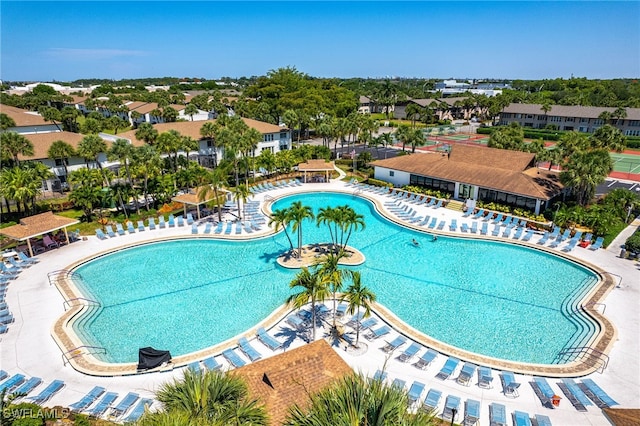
[[137, 347, 172, 371]]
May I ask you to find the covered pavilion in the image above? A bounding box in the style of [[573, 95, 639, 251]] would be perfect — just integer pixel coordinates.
[[171, 186, 228, 220], [297, 159, 335, 183], [0, 212, 80, 257]]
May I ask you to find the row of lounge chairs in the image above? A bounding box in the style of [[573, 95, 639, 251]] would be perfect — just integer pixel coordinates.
[[69, 385, 153, 421], [0, 251, 40, 333], [250, 179, 302, 194], [537, 227, 604, 251]]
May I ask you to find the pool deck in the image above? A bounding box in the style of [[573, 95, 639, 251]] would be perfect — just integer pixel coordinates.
[[1, 175, 638, 425]]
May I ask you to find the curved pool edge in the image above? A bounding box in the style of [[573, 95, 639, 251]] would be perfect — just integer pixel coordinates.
[[52, 188, 618, 377]]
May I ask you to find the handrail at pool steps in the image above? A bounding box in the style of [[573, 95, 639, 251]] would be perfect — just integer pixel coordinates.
[[557, 276, 600, 357], [555, 347, 610, 373], [63, 297, 101, 311], [62, 345, 107, 366], [47, 269, 82, 286]]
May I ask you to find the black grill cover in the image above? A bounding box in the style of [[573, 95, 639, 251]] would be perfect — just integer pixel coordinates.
[[137, 347, 172, 370]]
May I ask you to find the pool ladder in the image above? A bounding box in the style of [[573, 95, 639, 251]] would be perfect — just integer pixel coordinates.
[[62, 345, 107, 366], [555, 346, 610, 373], [47, 269, 81, 286], [62, 297, 101, 311]]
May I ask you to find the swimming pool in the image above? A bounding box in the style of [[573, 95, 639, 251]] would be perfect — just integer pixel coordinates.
[[71, 192, 599, 364]]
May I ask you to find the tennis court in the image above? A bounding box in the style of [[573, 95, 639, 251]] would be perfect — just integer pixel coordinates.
[[611, 152, 640, 180]]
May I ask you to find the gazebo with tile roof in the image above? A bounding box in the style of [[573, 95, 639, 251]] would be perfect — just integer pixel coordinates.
[[297, 159, 335, 183], [0, 212, 80, 257], [171, 186, 228, 220], [231, 339, 353, 425]]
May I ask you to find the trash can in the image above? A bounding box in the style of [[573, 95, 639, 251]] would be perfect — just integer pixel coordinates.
[[619, 248, 627, 259], [551, 395, 561, 407]]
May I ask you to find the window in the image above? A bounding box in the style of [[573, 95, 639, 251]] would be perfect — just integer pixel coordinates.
[[629, 120, 640, 127], [389, 171, 395, 177], [409, 175, 454, 194], [263, 134, 274, 142], [566, 117, 574, 122], [280, 132, 287, 139], [594, 119, 604, 125], [54, 158, 68, 167], [625, 130, 640, 136], [580, 118, 588, 123], [550, 116, 562, 122]]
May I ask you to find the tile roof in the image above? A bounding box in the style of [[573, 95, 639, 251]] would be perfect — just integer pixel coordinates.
[[371, 145, 563, 200], [0, 211, 79, 240], [20, 131, 145, 161], [1, 104, 50, 126], [232, 340, 353, 425], [602, 408, 640, 426], [297, 159, 336, 171], [503, 103, 640, 120], [118, 118, 283, 143]]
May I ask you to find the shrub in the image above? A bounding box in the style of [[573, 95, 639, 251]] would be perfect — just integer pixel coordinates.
[[624, 229, 640, 252], [367, 178, 392, 187]]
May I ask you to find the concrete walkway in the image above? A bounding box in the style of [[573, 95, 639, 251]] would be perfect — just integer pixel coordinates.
[[607, 215, 640, 254], [1, 177, 638, 425]]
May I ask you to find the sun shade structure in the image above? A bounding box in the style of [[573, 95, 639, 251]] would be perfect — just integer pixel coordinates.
[[0, 212, 79, 257], [137, 347, 172, 371], [297, 159, 335, 183], [171, 186, 229, 220], [231, 340, 352, 425]]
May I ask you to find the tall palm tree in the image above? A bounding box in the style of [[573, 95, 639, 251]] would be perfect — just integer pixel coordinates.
[[286, 267, 329, 341], [131, 145, 162, 211], [200, 121, 220, 167], [139, 369, 267, 426], [156, 130, 183, 172], [135, 122, 158, 145], [313, 249, 348, 326], [47, 140, 76, 187], [109, 138, 139, 214], [0, 113, 16, 130], [285, 373, 435, 425], [337, 205, 366, 249], [288, 201, 315, 258], [340, 271, 376, 347], [231, 183, 251, 221], [269, 208, 295, 253], [197, 166, 228, 222], [0, 132, 34, 166], [316, 206, 338, 247], [591, 124, 626, 152], [395, 125, 411, 152], [77, 134, 109, 185]]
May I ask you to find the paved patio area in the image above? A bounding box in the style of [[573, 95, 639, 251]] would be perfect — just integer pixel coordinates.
[[1, 174, 638, 425]]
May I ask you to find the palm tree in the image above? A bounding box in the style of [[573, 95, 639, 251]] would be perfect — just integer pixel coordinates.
[[156, 130, 183, 172], [200, 121, 220, 167], [561, 149, 612, 206], [269, 208, 295, 253], [0, 132, 34, 166], [405, 102, 422, 128], [377, 132, 393, 159], [288, 201, 315, 258], [316, 206, 338, 247], [395, 125, 411, 152], [77, 134, 109, 185], [337, 205, 365, 249], [109, 138, 139, 214], [135, 122, 158, 145], [340, 271, 376, 347], [285, 267, 329, 341], [184, 103, 199, 121], [47, 140, 76, 187], [313, 249, 348, 326], [131, 145, 162, 210], [231, 183, 251, 221], [139, 369, 267, 426], [408, 127, 426, 153], [0, 113, 16, 130], [284, 373, 435, 425], [591, 124, 626, 152], [197, 166, 228, 222]]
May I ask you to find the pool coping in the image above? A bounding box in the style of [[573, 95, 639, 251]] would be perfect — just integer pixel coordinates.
[[51, 188, 617, 377]]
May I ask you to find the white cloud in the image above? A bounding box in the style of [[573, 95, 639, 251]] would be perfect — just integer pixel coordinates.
[[46, 48, 149, 60]]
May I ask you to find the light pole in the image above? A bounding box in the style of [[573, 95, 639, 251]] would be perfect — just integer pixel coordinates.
[[450, 408, 457, 426]]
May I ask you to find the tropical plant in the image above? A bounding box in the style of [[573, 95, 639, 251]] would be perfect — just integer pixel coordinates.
[[231, 183, 251, 220], [139, 369, 267, 426], [77, 134, 109, 185], [269, 208, 295, 253], [287, 201, 315, 258], [0, 131, 34, 166], [136, 122, 159, 145], [340, 271, 376, 347], [109, 138, 139, 213], [560, 149, 613, 206], [47, 140, 76, 186], [312, 249, 348, 326], [284, 373, 435, 425], [285, 267, 329, 341], [197, 166, 229, 222]]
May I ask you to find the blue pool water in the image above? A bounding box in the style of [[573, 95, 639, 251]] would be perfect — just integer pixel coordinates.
[[72, 192, 599, 364]]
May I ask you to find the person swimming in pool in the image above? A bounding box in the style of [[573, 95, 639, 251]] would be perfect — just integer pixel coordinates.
[[412, 238, 420, 247], [432, 235, 438, 242]]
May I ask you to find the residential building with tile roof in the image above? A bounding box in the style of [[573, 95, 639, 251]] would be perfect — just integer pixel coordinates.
[[1, 104, 62, 134]]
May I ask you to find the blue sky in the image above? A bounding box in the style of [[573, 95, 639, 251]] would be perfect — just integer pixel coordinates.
[[1, 1, 638, 81]]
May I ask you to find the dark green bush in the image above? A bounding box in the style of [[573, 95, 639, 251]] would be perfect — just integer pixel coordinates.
[[367, 178, 392, 187], [624, 229, 640, 252]]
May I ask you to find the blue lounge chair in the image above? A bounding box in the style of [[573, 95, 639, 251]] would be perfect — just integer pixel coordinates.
[[427, 217, 438, 229], [582, 232, 593, 244], [478, 366, 494, 389], [7, 257, 28, 269], [535, 414, 553, 426], [424, 198, 436, 207], [238, 337, 262, 362], [464, 399, 480, 426], [462, 208, 473, 218], [512, 227, 524, 239], [473, 208, 485, 219], [502, 225, 514, 238], [345, 312, 365, 328], [460, 223, 469, 232], [69, 386, 106, 411], [456, 362, 477, 386], [391, 378, 406, 390], [537, 231, 550, 245], [168, 214, 175, 227], [214, 222, 224, 234], [359, 317, 378, 330], [443, 395, 461, 420], [437, 220, 446, 230], [17, 251, 38, 264], [191, 223, 198, 234], [413, 349, 438, 369], [148, 217, 156, 230], [470, 221, 478, 233], [381, 335, 407, 353], [491, 224, 501, 236], [86, 392, 119, 417], [158, 216, 166, 228], [513, 411, 532, 426], [96, 229, 108, 240], [422, 388, 442, 412], [549, 229, 570, 248], [407, 381, 426, 404], [224, 222, 233, 234], [122, 398, 153, 423], [186, 213, 194, 225], [480, 222, 488, 235], [533, 377, 557, 408], [365, 325, 391, 340], [14, 377, 42, 397], [580, 378, 619, 408], [500, 371, 521, 397], [222, 349, 247, 368], [105, 225, 116, 237], [110, 392, 139, 418], [449, 219, 457, 231], [137, 220, 145, 232], [436, 357, 460, 380], [0, 374, 25, 392], [127, 221, 136, 233], [397, 342, 421, 362], [335, 303, 348, 317], [177, 216, 185, 227], [373, 370, 387, 381], [589, 236, 604, 250], [27, 380, 64, 404], [522, 229, 534, 241], [203, 223, 212, 234], [257, 327, 283, 350], [202, 356, 221, 371], [490, 403, 507, 426], [187, 361, 201, 373], [285, 313, 304, 328], [492, 213, 503, 223], [433, 200, 444, 209], [562, 238, 579, 252], [559, 378, 592, 411], [116, 223, 126, 235], [0, 370, 7, 382]]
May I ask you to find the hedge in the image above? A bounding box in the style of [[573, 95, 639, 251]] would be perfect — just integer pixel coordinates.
[[624, 228, 640, 252], [367, 178, 393, 187], [479, 126, 640, 147]]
